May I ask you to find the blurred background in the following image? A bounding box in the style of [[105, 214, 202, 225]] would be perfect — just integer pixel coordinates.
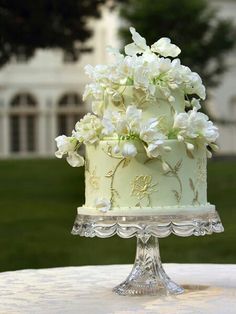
[[0, 0, 236, 272]]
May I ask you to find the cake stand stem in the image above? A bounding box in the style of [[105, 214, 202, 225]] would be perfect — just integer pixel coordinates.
[[113, 235, 184, 296]]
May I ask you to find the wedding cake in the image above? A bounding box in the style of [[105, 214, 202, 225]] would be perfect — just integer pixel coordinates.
[[55, 27, 219, 216]]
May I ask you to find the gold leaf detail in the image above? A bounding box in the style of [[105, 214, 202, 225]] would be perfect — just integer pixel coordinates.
[[163, 159, 183, 203], [88, 169, 100, 189], [122, 158, 131, 168], [105, 170, 114, 178], [174, 159, 182, 172], [189, 178, 195, 192], [172, 189, 181, 203], [131, 175, 158, 206]]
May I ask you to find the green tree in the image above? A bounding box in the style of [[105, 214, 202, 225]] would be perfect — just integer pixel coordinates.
[[119, 0, 235, 90], [0, 0, 123, 66]]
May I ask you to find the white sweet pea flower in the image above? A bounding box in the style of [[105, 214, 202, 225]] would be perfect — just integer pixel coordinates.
[[140, 118, 167, 144], [91, 100, 105, 116], [173, 108, 219, 144], [55, 135, 77, 158], [102, 110, 122, 136], [66, 152, 84, 167], [74, 113, 102, 144], [125, 27, 150, 56], [140, 118, 159, 143], [173, 112, 189, 129], [145, 140, 164, 158], [83, 83, 104, 101], [102, 105, 142, 137], [191, 98, 201, 110], [84, 64, 109, 81], [126, 105, 142, 132], [151, 37, 181, 58], [133, 66, 150, 90], [121, 142, 137, 157], [106, 46, 124, 63], [113, 144, 120, 154], [95, 198, 111, 213]]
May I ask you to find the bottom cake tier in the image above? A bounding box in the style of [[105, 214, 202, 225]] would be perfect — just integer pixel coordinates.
[[80, 139, 211, 216]]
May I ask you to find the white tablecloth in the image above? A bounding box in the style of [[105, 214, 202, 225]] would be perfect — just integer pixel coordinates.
[[0, 264, 236, 314]]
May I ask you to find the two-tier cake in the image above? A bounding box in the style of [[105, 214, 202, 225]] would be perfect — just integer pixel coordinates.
[[55, 27, 219, 216]]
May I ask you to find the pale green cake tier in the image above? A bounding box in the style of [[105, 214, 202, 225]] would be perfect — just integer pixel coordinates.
[[77, 139, 214, 216], [104, 86, 185, 123]]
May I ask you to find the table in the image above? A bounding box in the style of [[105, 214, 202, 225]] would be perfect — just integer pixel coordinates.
[[0, 264, 236, 314]]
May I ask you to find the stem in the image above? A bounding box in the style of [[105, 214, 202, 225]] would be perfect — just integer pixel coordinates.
[[113, 236, 184, 296], [110, 158, 125, 206]]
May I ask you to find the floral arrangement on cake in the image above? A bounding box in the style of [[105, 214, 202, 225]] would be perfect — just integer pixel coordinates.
[[55, 27, 219, 167]]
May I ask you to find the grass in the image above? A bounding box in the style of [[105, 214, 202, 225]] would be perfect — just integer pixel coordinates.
[[0, 158, 235, 272]]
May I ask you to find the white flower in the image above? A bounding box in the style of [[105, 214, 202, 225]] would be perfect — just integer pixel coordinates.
[[186, 142, 194, 151], [121, 142, 137, 157], [133, 66, 150, 90], [191, 98, 201, 110], [173, 108, 219, 144], [173, 112, 189, 130], [125, 27, 150, 56], [113, 144, 120, 154], [102, 110, 122, 136], [125, 27, 181, 59], [102, 105, 142, 137], [140, 118, 167, 143], [145, 140, 164, 158], [66, 152, 84, 167], [83, 83, 104, 101], [91, 100, 105, 116], [125, 105, 142, 132], [74, 113, 102, 144], [140, 118, 159, 143], [55, 135, 77, 158], [151, 37, 181, 58], [95, 198, 111, 213]]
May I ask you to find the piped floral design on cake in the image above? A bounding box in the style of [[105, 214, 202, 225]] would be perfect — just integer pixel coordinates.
[[88, 168, 100, 190], [189, 178, 200, 205], [162, 159, 183, 203], [103, 144, 133, 207], [196, 157, 207, 185], [131, 175, 158, 207]]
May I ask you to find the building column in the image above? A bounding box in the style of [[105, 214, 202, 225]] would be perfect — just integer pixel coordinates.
[[49, 109, 57, 155], [38, 111, 47, 156], [2, 110, 9, 157]]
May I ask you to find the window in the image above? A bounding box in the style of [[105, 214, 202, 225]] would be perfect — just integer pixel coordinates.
[[57, 92, 83, 136], [9, 93, 38, 153]]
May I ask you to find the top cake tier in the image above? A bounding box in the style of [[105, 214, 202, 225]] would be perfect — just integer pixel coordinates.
[[103, 85, 185, 125], [55, 27, 219, 173]]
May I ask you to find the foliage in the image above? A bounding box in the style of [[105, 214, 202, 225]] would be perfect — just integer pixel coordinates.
[[119, 0, 236, 89], [0, 0, 123, 66]]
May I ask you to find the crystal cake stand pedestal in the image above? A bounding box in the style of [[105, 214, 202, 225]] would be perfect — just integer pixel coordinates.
[[72, 211, 223, 296]]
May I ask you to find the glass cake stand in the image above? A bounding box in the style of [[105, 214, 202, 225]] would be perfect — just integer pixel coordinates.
[[72, 210, 223, 296]]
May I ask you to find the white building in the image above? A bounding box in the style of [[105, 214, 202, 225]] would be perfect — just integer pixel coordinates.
[[0, 2, 235, 157], [0, 8, 119, 158]]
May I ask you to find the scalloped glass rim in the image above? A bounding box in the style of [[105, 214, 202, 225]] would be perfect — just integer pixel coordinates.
[[72, 210, 224, 238]]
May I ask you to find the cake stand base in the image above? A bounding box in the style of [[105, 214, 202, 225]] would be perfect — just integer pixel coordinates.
[[72, 211, 223, 296], [113, 235, 183, 296]]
